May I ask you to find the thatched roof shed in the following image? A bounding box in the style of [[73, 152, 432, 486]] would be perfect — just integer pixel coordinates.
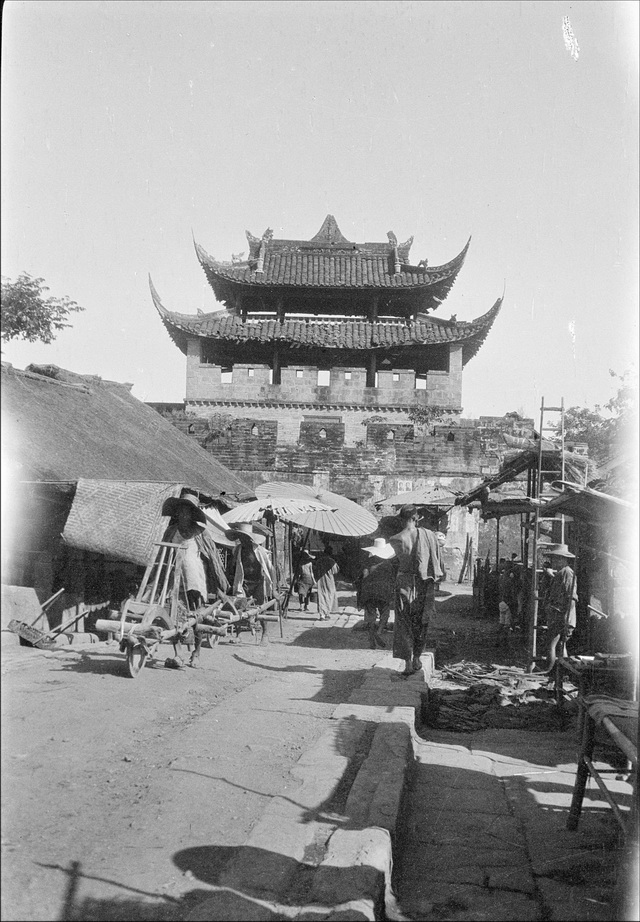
[[1, 363, 253, 499], [1, 363, 255, 586]]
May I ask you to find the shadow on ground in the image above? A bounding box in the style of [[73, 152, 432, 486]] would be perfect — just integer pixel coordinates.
[[44, 841, 386, 921]]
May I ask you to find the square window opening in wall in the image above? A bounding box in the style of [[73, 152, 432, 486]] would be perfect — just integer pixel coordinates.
[[415, 373, 427, 390], [344, 371, 352, 381], [221, 366, 233, 384], [248, 368, 255, 378], [393, 373, 400, 382], [296, 369, 304, 378], [317, 370, 331, 386]]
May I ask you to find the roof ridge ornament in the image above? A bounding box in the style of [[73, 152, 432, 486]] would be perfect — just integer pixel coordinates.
[[310, 214, 351, 246], [256, 228, 273, 274]]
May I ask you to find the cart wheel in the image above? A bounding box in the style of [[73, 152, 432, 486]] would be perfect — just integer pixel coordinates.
[[204, 633, 221, 648], [141, 604, 172, 631], [125, 642, 148, 678]]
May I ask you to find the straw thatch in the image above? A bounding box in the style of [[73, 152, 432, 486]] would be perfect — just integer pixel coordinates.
[[1, 363, 253, 498], [61, 480, 183, 566]]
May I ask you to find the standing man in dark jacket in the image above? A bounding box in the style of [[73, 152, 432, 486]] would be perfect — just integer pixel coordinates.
[[388, 505, 445, 676]]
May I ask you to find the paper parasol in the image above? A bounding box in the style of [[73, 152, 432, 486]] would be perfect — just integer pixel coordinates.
[[222, 497, 331, 525], [379, 486, 458, 507], [256, 482, 378, 537]]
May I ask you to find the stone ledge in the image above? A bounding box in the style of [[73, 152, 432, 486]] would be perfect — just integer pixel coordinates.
[[188, 665, 423, 920]]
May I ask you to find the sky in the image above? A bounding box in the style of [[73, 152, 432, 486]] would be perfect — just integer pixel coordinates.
[[1, 0, 638, 422]]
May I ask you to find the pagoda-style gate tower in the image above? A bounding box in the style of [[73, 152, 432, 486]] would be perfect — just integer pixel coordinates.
[[152, 216, 510, 559]]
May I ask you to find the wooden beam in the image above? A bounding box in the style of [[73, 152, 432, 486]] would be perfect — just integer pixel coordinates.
[[366, 352, 377, 388]]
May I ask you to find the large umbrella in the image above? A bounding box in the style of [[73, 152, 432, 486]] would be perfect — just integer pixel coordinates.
[[222, 496, 333, 633], [222, 497, 331, 524], [256, 482, 378, 538], [379, 486, 458, 508], [256, 482, 378, 619], [201, 506, 237, 547]]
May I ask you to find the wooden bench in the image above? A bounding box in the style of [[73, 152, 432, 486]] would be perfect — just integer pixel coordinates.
[[567, 694, 638, 838]]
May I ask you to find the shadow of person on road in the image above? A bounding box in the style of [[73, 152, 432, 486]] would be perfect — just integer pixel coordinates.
[[47, 843, 387, 921]]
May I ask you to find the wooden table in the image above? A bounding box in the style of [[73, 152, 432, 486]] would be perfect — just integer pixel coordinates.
[[554, 655, 637, 734], [566, 695, 638, 837]]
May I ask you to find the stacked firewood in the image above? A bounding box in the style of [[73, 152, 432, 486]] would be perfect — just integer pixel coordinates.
[[423, 661, 566, 732]]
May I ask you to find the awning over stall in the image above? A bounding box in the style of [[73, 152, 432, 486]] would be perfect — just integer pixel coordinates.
[[62, 480, 189, 567]]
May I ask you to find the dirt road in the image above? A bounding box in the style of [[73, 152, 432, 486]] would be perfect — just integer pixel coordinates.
[[1, 601, 383, 921]]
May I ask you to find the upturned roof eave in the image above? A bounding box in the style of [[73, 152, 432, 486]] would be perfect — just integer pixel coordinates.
[[150, 275, 193, 356], [152, 289, 504, 354], [193, 236, 471, 294]]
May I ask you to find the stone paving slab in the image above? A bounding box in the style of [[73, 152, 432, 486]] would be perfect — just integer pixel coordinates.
[[393, 724, 633, 922], [185, 651, 423, 920], [399, 882, 543, 921], [191, 595, 633, 922]]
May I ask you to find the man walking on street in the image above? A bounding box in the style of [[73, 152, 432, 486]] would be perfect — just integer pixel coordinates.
[[389, 505, 445, 676], [541, 543, 578, 673]]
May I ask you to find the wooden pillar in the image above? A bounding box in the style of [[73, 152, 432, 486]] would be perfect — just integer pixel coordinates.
[[367, 352, 377, 388], [370, 295, 379, 322], [276, 296, 285, 323], [273, 345, 281, 385]]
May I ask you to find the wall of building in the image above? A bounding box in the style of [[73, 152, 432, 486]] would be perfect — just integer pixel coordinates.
[[185, 341, 463, 411], [163, 410, 534, 579]]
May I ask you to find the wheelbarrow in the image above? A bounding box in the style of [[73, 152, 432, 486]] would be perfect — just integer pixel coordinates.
[[95, 541, 192, 677], [198, 596, 280, 648]]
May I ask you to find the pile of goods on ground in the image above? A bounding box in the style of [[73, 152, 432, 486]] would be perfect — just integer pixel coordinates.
[[422, 660, 572, 731]]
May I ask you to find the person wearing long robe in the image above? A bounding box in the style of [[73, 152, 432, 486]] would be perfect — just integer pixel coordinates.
[[226, 523, 275, 605], [160, 493, 230, 667], [389, 505, 445, 676], [313, 546, 339, 621]]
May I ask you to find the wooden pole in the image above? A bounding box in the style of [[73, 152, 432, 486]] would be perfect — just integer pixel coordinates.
[[271, 517, 284, 637], [29, 587, 66, 629]]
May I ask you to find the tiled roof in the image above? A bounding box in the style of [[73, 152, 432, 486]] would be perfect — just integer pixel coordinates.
[[151, 280, 502, 364], [194, 215, 470, 301]]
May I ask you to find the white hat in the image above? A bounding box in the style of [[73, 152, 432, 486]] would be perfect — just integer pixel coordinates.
[[363, 538, 395, 559], [225, 522, 266, 545], [544, 543, 575, 559]]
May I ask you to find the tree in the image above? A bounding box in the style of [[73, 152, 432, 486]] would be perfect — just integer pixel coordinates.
[[1, 273, 84, 345], [561, 369, 638, 463], [407, 404, 458, 428]]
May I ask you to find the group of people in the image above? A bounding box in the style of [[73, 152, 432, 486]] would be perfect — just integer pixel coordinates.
[[160, 493, 277, 666], [294, 546, 339, 621], [295, 504, 446, 676], [495, 544, 579, 670], [158, 491, 577, 677]]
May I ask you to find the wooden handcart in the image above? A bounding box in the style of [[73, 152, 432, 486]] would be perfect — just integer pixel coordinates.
[[95, 541, 280, 677]]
